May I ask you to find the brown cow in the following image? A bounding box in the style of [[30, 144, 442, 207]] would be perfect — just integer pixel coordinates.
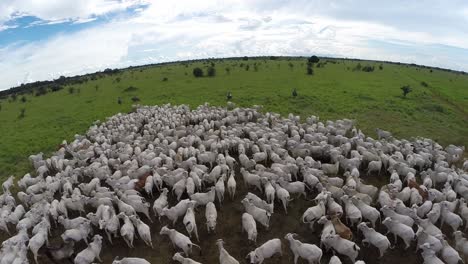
[[331, 215, 353, 240], [408, 179, 428, 201]]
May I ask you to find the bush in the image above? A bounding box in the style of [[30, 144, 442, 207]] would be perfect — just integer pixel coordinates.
[[95, 85, 99, 91], [162, 77, 168, 82], [20, 96, 27, 103], [193, 67, 204, 77], [131, 96, 140, 102], [68, 87, 75, 94], [245, 65, 250, 71], [35, 87, 47, 96], [362, 65, 375, 72], [292, 88, 298, 97], [207, 67, 216, 77], [124, 86, 138, 92], [401, 85, 412, 98], [307, 67, 313, 75], [379, 64, 383, 70], [117, 97, 122, 104], [115, 77, 121, 83], [50, 85, 63, 92], [18, 108, 25, 119], [225, 68, 230, 74], [242, 56, 248, 61], [421, 81, 429, 87]]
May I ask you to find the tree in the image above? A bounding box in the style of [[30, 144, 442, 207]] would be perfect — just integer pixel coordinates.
[[207, 67, 216, 77], [292, 88, 298, 97], [401, 85, 412, 98], [308, 55, 320, 64], [242, 56, 249, 61], [193, 67, 204, 77]]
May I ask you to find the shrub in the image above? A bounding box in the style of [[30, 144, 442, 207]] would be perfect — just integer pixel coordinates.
[[354, 63, 362, 71], [68, 87, 75, 94], [242, 56, 248, 61], [50, 85, 63, 92], [35, 87, 47, 96], [124, 86, 138, 92], [207, 67, 216, 77], [20, 96, 27, 103], [193, 67, 204, 77], [379, 64, 383, 70], [226, 91, 232, 100], [245, 65, 250, 71], [117, 97, 122, 104], [401, 85, 412, 98], [131, 96, 140, 102], [362, 65, 375, 72], [11, 94, 17, 101], [162, 77, 168, 82], [115, 77, 121, 83], [288, 62, 294, 70], [292, 88, 298, 97], [421, 81, 429, 87], [95, 85, 99, 91], [225, 68, 230, 74], [307, 67, 313, 75], [18, 108, 25, 119]]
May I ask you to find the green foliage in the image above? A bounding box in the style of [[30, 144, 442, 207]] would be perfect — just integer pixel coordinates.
[[207, 67, 216, 77], [68, 87, 75, 94], [307, 66, 313, 75], [193, 67, 204, 77], [421, 81, 429, 87], [292, 88, 298, 97], [401, 85, 413, 97], [131, 96, 140, 102], [35, 87, 47, 96], [20, 96, 27, 103], [117, 97, 122, 104], [162, 77, 168, 82], [362, 65, 375, 72]]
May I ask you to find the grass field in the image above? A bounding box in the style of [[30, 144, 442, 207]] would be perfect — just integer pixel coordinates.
[[0, 57, 467, 180]]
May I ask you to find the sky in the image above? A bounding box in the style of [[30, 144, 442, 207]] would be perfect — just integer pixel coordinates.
[[1, 1, 468, 90]]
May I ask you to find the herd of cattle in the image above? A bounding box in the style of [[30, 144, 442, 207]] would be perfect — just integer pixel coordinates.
[[0, 103, 467, 264]]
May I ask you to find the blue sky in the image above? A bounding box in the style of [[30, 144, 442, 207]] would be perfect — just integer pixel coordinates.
[[1, 0, 468, 90]]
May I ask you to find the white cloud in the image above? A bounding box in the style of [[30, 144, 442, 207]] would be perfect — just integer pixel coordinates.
[[1, 0, 468, 90], [0, 0, 147, 24]]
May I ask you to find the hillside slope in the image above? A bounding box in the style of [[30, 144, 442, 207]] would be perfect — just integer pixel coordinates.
[[0, 57, 467, 179]]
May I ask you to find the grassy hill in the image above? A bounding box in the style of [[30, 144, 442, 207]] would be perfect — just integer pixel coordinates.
[[0, 57, 467, 180]]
